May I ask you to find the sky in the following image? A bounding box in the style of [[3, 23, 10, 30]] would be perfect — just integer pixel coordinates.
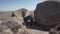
[[0, 0, 46, 11]]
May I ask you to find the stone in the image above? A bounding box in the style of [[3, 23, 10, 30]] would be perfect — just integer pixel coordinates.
[[49, 25, 60, 34], [0, 20, 21, 33], [34, 1, 60, 25]]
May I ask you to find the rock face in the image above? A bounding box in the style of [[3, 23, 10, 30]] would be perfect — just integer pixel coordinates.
[[47, 0, 60, 2], [49, 25, 60, 34], [0, 8, 32, 34], [12, 8, 28, 25], [0, 20, 21, 33], [34, 1, 60, 25], [14, 8, 28, 17], [20, 8, 28, 17]]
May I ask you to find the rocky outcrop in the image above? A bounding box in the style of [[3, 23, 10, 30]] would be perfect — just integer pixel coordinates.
[[49, 25, 60, 34], [34, 1, 60, 25], [0, 20, 21, 33], [13, 8, 34, 25]]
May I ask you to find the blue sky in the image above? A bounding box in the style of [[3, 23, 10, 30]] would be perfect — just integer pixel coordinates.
[[0, 0, 46, 11]]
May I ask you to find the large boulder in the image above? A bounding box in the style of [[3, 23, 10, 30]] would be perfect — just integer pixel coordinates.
[[47, 0, 60, 2], [12, 8, 28, 25], [34, 1, 60, 26]]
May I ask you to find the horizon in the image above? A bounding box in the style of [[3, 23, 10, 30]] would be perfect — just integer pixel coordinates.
[[0, 0, 46, 11]]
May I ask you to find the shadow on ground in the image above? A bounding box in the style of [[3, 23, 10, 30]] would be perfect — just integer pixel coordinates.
[[23, 22, 55, 31]]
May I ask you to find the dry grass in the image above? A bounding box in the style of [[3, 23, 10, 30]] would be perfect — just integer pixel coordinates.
[[0, 12, 12, 21]]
